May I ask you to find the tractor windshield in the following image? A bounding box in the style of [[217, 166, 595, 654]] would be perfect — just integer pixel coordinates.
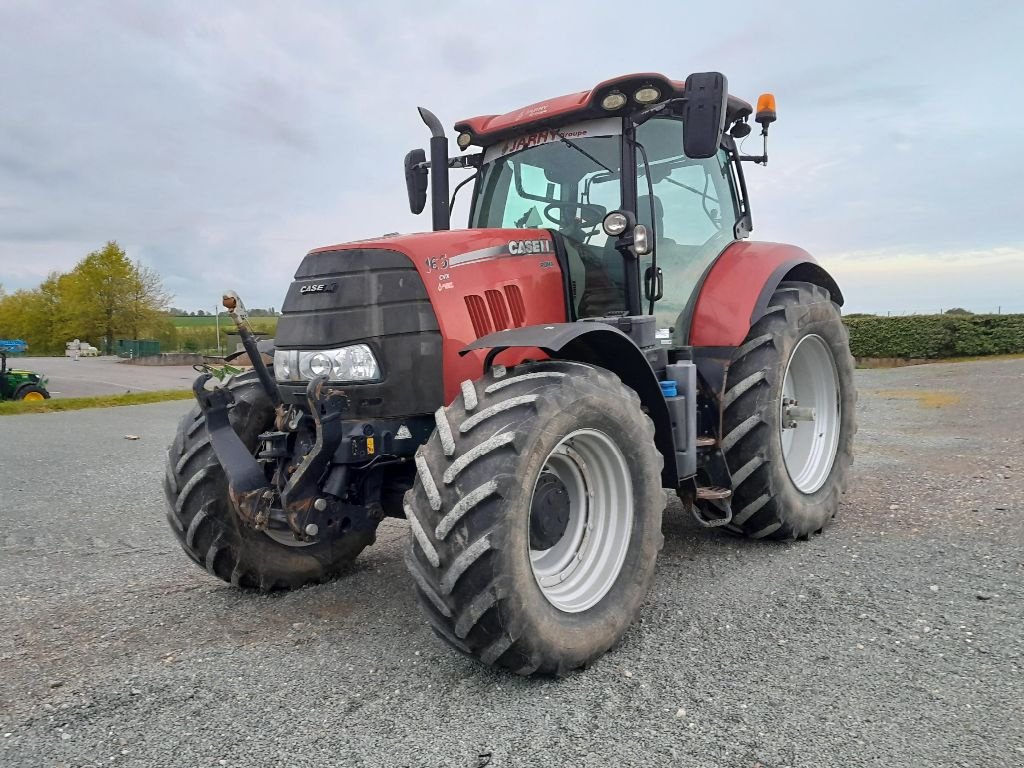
[[470, 119, 628, 317]]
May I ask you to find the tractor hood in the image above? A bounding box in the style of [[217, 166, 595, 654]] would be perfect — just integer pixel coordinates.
[[275, 227, 558, 351], [303, 228, 556, 269], [274, 227, 567, 409]]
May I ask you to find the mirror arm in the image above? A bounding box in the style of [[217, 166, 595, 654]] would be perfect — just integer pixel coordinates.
[[738, 129, 770, 165], [632, 97, 686, 127]]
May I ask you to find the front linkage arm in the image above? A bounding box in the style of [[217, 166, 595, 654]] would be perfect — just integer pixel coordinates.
[[192, 373, 276, 528], [193, 369, 350, 541]]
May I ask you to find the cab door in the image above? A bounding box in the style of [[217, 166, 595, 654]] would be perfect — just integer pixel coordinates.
[[635, 117, 741, 336]]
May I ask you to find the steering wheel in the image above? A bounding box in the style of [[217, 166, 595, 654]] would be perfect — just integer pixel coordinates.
[[543, 202, 605, 229]]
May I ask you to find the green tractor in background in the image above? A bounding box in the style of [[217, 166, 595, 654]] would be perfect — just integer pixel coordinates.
[[0, 352, 50, 401]]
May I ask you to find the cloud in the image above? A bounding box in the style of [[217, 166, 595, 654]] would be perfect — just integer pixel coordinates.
[[821, 247, 1024, 314], [0, 0, 1022, 316]]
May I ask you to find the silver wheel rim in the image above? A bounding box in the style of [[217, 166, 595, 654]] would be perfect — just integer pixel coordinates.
[[529, 429, 632, 613], [780, 334, 841, 494], [263, 528, 316, 547]]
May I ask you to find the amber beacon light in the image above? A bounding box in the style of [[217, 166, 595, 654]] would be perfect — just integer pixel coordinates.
[[756, 92, 777, 127]]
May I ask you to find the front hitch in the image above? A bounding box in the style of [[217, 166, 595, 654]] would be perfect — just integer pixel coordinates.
[[280, 376, 349, 536], [192, 374, 275, 528]]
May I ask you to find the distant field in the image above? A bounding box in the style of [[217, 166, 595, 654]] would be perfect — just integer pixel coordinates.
[[170, 315, 277, 330]]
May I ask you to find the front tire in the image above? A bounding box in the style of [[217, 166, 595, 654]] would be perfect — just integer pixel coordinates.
[[163, 372, 374, 590], [721, 281, 856, 540], [403, 361, 665, 676], [16, 384, 49, 401]]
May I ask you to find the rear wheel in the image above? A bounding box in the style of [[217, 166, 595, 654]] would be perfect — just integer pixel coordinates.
[[721, 281, 856, 539], [15, 384, 49, 401], [403, 361, 665, 675], [163, 371, 373, 590]]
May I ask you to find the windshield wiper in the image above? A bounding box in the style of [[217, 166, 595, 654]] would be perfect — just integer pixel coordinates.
[[557, 134, 614, 174]]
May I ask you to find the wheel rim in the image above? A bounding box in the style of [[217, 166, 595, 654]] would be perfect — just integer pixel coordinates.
[[780, 334, 841, 494], [263, 528, 316, 548], [528, 428, 632, 613], [22, 391, 45, 402]]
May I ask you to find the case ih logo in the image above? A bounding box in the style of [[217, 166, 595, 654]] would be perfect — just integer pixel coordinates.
[[508, 239, 553, 256], [299, 282, 337, 295]]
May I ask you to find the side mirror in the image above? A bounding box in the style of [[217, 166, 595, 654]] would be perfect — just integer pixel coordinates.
[[404, 149, 428, 215], [681, 72, 728, 159]]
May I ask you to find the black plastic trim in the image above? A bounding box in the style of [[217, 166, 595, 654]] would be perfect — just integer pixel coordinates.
[[462, 323, 678, 488], [750, 260, 845, 327]]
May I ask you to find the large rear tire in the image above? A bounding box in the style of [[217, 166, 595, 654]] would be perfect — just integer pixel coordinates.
[[163, 371, 373, 590], [403, 361, 665, 676], [722, 281, 856, 540]]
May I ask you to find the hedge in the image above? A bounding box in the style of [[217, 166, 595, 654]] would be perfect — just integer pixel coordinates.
[[842, 314, 1024, 359]]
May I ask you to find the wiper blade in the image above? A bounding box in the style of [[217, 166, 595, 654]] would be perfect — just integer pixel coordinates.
[[557, 134, 614, 174]]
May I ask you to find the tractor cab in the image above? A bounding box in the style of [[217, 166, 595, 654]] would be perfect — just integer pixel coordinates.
[[408, 72, 774, 341], [467, 114, 740, 332]]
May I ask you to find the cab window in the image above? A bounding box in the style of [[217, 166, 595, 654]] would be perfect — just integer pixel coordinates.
[[636, 118, 739, 330]]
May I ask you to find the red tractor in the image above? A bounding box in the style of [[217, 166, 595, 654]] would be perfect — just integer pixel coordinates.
[[165, 72, 855, 675]]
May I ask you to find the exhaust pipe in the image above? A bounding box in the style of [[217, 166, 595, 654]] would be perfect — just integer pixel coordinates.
[[417, 107, 450, 231]]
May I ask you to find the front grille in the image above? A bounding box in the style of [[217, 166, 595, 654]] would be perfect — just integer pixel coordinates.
[[465, 285, 527, 339], [465, 294, 493, 338], [275, 247, 442, 418]]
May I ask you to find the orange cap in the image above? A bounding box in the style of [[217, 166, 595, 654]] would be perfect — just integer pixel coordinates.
[[756, 93, 776, 114], [755, 92, 777, 125]]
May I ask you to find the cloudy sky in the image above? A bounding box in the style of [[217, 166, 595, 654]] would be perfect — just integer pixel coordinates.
[[1, 0, 1021, 314]]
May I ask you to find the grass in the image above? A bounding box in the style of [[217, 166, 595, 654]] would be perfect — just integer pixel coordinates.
[[171, 315, 277, 331], [0, 389, 194, 416], [858, 352, 1024, 368], [873, 389, 962, 408]]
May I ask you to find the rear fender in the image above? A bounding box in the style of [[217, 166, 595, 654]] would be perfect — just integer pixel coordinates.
[[687, 241, 843, 348], [462, 324, 677, 488]]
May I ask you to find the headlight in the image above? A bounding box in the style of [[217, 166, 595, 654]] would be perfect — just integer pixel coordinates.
[[634, 86, 661, 104], [273, 349, 293, 380], [274, 344, 381, 382], [600, 91, 628, 111], [307, 352, 333, 377], [602, 211, 629, 237]]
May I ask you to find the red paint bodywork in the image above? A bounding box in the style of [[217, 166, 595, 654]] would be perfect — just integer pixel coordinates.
[[311, 229, 564, 404], [456, 73, 682, 139], [455, 72, 752, 148], [689, 241, 819, 347]]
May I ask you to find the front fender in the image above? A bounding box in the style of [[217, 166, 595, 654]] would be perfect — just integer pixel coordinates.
[[462, 323, 678, 488]]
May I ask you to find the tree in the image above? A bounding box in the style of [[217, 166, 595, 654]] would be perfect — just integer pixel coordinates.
[[0, 242, 171, 355], [944, 307, 974, 316], [61, 241, 170, 354]]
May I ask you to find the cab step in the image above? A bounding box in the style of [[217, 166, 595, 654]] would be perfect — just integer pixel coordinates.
[[696, 436, 717, 448], [696, 485, 731, 500], [691, 486, 733, 528]]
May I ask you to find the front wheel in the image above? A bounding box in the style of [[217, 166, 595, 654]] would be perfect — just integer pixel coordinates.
[[403, 361, 665, 676], [163, 372, 374, 590], [15, 384, 49, 401], [721, 281, 856, 540]]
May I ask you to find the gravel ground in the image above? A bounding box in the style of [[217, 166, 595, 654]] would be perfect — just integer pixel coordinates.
[[12, 357, 195, 398], [1, 359, 1021, 767]]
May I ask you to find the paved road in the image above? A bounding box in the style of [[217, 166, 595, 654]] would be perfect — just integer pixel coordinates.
[[1, 360, 1021, 767], [13, 357, 196, 398]]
